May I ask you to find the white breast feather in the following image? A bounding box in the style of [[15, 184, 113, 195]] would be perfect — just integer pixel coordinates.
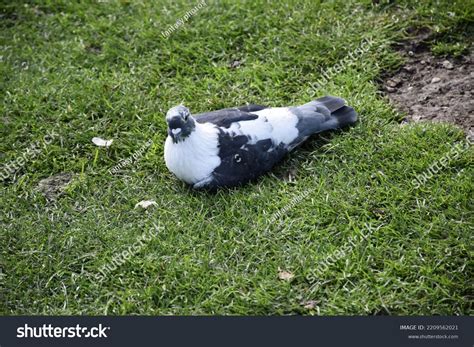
[[164, 123, 220, 184]]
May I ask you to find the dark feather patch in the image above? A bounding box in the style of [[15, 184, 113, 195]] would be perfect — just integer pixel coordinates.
[[194, 107, 263, 128], [236, 104, 267, 112], [208, 132, 288, 188]]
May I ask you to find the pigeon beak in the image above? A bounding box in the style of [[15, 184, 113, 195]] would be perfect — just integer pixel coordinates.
[[168, 128, 182, 143], [171, 128, 182, 136]]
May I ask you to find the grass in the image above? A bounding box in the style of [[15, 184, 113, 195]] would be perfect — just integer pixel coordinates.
[[1, 0, 473, 315]]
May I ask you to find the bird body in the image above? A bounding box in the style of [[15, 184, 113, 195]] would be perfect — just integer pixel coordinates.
[[164, 96, 357, 189]]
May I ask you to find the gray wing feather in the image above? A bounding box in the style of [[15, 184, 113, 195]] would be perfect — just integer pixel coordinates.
[[194, 104, 266, 128]]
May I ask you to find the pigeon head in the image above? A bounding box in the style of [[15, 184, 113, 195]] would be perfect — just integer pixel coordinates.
[[165, 105, 195, 143]]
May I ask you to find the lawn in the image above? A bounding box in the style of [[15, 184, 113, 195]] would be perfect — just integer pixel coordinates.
[[1, 0, 472, 315]]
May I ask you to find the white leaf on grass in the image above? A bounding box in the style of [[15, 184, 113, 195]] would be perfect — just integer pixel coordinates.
[[301, 300, 318, 309], [278, 269, 294, 281], [92, 137, 113, 147], [135, 200, 157, 209]]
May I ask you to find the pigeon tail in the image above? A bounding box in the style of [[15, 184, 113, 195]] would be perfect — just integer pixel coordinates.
[[331, 105, 358, 128], [313, 95, 358, 127], [292, 95, 358, 138]]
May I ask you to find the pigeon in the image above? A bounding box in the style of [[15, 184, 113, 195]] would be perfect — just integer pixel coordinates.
[[164, 96, 357, 189]]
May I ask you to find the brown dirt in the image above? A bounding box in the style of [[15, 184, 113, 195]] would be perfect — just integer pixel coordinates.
[[37, 173, 73, 200], [383, 40, 473, 136]]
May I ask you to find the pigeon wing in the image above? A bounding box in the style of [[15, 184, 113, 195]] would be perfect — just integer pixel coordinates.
[[194, 105, 266, 128], [235, 104, 267, 113]]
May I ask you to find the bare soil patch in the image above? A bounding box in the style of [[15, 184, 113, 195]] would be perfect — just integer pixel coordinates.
[[37, 173, 73, 200], [384, 39, 473, 135]]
